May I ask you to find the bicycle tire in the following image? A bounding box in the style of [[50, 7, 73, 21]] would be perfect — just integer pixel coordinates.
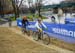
[[42, 33, 50, 45], [21, 28, 26, 34], [32, 31, 39, 41], [26, 30, 30, 36]]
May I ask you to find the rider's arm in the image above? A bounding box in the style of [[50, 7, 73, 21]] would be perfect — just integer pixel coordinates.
[[26, 20, 30, 25], [41, 22, 47, 29], [27, 20, 29, 24]]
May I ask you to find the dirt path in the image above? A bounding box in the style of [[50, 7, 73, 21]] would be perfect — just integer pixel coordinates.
[[0, 27, 59, 53], [8, 27, 75, 53]]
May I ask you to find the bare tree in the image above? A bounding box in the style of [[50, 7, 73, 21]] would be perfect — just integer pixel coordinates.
[[0, 0, 13, 17], [27, 0, 33, 13], [0, 0, 4, 17], [11, 0, 24, 19], [35, 0, 43, 16]]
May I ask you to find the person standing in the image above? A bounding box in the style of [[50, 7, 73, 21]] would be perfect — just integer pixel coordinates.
[[58, 8, 65, 24], [51, 16, 56, 23]]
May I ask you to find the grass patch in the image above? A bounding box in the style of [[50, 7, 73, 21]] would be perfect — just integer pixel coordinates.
[[8, 14, 46, 21], [9, 16, 16, 21], [0, 19, 2, 21], [17, 14, 46, 21], [27, 14, 46, 21]]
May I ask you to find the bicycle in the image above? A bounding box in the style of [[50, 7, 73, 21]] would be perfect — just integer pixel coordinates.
[[32, 30, 50, 45], [22, 26, 30, 36]]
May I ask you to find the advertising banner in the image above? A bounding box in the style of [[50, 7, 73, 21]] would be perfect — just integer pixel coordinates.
[[17, 19, 75, 44]]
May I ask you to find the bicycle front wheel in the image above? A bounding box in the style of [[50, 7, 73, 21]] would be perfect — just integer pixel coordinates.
[[42, 33, 50, 45]]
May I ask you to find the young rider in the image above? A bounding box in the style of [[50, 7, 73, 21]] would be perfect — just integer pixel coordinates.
[[35, 17, 47, 40], [22, 16, 29, 33]]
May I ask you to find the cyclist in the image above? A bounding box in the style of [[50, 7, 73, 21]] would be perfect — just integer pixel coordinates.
[[35, 17, 47, 40], [22, 16, 29, 34]]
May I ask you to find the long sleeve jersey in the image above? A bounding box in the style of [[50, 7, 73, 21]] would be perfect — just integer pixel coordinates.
[[35, 21, 47, 29]]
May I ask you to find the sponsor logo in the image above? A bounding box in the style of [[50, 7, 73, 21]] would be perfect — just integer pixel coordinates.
[[19, 22, 22, 25], [52, 28, 75, 38], [27, 25, 35, 28]]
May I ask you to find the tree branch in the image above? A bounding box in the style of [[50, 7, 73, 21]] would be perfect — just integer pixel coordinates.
[[18, 0, 24, 8]]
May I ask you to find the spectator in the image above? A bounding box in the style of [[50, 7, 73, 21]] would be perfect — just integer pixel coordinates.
[[58, 8, 65, 24], [51, 16, 56, 23]]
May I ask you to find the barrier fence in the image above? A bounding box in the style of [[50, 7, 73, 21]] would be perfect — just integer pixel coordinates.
[[17, 19, 75, 44]]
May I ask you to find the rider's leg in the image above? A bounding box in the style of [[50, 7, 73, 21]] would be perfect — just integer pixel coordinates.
[[22, 25, 24, 33], [38, 30, 42, 40], [22, 25, 26, 34]]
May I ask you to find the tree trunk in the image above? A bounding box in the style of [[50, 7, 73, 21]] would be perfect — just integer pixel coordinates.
[[0, 0, 4, 18], [38, 5, 41, 17], [11, 0, 23, 19]]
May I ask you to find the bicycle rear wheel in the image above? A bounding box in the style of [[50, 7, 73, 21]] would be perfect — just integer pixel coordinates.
[[32, 31, 39, 41], [26, 30, 30, 36], [22, 28, 26, 34], [42, 33, 50, 45]]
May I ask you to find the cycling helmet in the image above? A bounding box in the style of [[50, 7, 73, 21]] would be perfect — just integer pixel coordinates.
[[38, 18, 42, 21]]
